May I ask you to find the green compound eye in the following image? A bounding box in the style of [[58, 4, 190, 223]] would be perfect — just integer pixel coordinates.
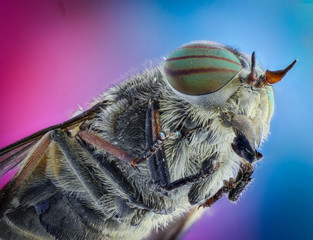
[[164, 43, 242, 95]]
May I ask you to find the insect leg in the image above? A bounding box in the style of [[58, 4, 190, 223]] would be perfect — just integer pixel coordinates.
[[131, 129, 177, 166], [200, 162, 254, 208], [228, 162, 254, 202], [199, 180, 235, 208], [149, 99, 171, 188], [162, 160, 220, 191], [77, 128, 175, 169], [77, 130, 134, 164], [144, 99, 159, 183], [143, 98, 170, 187]]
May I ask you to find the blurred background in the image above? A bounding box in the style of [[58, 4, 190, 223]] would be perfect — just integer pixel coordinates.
[[0, 0, 312, 239]]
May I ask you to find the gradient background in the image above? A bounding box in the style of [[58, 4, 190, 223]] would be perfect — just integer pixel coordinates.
[[0, 0, 312, 239]]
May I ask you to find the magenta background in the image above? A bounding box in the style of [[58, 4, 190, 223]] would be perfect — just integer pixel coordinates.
[[1, 1, 313, 240]]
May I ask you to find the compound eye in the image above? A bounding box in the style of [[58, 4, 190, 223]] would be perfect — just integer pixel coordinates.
[[164, 43, 242, 95]]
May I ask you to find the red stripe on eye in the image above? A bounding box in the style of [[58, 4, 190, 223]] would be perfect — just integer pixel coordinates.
[[164, 67, 238, 77]]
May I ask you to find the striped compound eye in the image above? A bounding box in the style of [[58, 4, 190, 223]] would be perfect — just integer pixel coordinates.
[[164, 43, 242, 95]]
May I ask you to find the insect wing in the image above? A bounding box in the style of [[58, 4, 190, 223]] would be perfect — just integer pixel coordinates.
[[0, 101, 107, 178], [0, 141, 38, 177]]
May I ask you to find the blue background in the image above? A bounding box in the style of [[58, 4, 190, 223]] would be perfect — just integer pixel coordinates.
[[0, 0, 312, 239]]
